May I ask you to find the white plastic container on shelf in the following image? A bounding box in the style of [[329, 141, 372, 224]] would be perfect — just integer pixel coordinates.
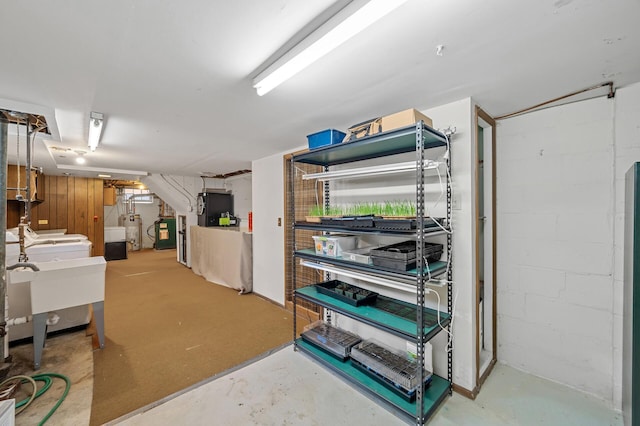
[[312, 235, 357, 257]]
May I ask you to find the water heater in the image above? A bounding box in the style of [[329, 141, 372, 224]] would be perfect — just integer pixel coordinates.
[[119, 214, 142, 251]]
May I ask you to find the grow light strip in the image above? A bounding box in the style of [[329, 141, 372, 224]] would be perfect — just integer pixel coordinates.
[[299, 260, 447, 291], [302, 160, 441, 181]]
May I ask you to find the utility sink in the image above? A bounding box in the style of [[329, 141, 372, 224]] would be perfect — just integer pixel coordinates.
[[9, 256, 107, 369]]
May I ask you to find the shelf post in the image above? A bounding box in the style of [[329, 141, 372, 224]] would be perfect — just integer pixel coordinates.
[[446, 133, 453, 393], [291, 157, 298, 347], [323, 165, 332, 324], [415, 121, 426, 424]]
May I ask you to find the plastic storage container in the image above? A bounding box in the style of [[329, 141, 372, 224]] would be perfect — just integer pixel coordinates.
[[307, 129, 347, 150], [312, 235, 357, 257]]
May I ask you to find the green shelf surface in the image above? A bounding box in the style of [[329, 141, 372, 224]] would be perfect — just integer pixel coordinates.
[[295, 285, 450, 342], [295, 248, 447, 280], [293, 123, 447, 166], [296, 338, 450, 423]]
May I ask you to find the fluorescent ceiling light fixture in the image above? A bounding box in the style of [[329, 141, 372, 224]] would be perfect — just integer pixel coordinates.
[[98, 174, 112, 178], [57, 164, 149, 176], [302, 160, 441, 181], [253, 0, 409, 96], [88, 111, 104, 152], [299, 260, 446, 291]]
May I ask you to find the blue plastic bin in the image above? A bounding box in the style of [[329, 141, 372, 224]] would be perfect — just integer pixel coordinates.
[[307, 129, 346, 150]]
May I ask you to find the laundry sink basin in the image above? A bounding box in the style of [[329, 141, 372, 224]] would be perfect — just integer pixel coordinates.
[[9, 256, 107, 369], [9, 256, 106, 314]]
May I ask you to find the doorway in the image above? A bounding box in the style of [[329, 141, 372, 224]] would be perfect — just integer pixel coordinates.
[[178, 215, 187, 265], [475, 106, 497, 388]]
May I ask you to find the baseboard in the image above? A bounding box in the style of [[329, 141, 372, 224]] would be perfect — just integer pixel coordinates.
[[478, 358, 498, 388], [453, 382, 479, 400], [253, 291, 286, 308], [453, 358, 497, 400]]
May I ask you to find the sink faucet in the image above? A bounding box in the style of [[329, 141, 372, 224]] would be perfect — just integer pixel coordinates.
[[6, 263, 40, 272]]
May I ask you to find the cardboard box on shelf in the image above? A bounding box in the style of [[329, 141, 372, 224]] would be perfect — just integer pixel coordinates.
[[343, 108, 433, 143], [381, 108, 433, 133]]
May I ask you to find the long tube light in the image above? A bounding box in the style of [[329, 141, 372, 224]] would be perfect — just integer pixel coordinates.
[[57, 165, 149, 176], [253, 0, 409, 96], [302, 160, 441, 181], [299, 260, 447, 292], [88, 111, 104, 152]]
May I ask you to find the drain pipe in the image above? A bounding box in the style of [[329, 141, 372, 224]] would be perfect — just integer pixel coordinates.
[[1, 116, 9, 361], [24, 117, 32, 225]]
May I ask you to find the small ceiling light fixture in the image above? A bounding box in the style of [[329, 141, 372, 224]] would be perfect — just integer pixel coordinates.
[[252, 0, 409, 96], [98, 174, 112, 178], [88, 111, 104, 151], [75, 151, 87, 164]]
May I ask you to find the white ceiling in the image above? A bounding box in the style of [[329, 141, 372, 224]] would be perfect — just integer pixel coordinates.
[[1, 0, 639, 180]]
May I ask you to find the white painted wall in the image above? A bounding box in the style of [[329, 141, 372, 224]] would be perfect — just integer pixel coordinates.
[[496, 85, 640, 408], [424, 99, 476, 392], [613, 82, 640, 410], [251, 151, 296, 305], [222, 174, 252, 225]]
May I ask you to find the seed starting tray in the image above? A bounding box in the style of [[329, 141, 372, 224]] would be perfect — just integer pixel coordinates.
[[371, 257, 417, 272], [373, 217, 444, 231], [370, 241, 444, 262], [320, 215, 377, 229], [300, 322, 362, 361], [350, 340, 432, 401], [315, 280, 379, 307], [374, 297, 440, 328]]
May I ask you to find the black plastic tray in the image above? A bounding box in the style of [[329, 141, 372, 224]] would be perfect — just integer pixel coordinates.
[[373, 217, 444, 231], [315, 280, 379, 306], [320, 215, 377, 229], [370, 241, 444, 261], [372, 257, 417, 272]]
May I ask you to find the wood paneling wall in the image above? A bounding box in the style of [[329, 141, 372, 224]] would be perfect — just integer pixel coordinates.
[[6, 175, 105, 256]]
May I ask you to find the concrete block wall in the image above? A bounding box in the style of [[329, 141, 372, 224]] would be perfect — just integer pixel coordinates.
[[497, 84, 640, 408], [612, 82, 640, 408]]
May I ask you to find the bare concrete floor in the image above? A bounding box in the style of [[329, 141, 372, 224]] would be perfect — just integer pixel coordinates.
[[111, 344, 623, 426], [3, 331, 623, 426], [7, 330, 93, 426]]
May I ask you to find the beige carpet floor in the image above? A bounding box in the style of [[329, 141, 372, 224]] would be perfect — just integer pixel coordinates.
[[91, 249, 302, 425]]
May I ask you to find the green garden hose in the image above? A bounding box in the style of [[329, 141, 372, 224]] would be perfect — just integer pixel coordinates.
[[0, 375, 37, 415], [0, 372, 71, 425], [15, 375, 52, 408], [32, 373, 71, 426]]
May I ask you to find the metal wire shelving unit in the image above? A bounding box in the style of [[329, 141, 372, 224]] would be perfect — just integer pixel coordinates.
[[290, 122, 453, 425]]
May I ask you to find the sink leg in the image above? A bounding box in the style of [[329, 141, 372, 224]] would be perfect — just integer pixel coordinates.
[[32, 313, 47, 370], [92, 301, 105, 349]]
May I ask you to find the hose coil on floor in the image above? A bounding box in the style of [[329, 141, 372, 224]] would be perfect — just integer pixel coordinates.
[[0, 372, 71, 425]]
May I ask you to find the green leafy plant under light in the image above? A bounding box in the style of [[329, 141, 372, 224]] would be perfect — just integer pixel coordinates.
[[308, 201, 417, 218]]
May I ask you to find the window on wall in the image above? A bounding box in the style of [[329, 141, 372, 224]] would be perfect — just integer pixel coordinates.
[[123, 188, 154, 204]]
